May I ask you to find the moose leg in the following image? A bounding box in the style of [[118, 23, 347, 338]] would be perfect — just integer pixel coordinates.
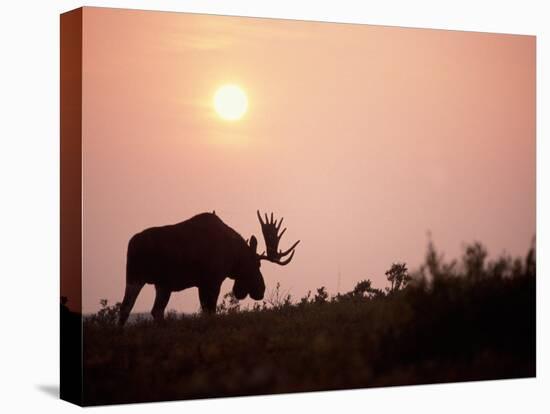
[[119, 281, 145, 326], [151, 285, 171, 323], [198, 282, 221, 315]]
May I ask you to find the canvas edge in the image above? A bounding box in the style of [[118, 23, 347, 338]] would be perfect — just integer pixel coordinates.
[[60, 6, 84, 407]]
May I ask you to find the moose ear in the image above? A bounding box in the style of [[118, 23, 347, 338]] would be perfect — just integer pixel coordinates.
[[249, 235, 258, 254]]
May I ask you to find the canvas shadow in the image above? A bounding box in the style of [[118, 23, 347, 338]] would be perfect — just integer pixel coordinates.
[[36, 384, 59, 399]]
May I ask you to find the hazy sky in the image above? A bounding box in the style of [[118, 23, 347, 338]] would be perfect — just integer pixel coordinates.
[[81, 7, 535, 313]]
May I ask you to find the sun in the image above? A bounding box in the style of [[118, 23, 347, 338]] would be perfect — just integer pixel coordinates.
[[214, 84, 248, 121]]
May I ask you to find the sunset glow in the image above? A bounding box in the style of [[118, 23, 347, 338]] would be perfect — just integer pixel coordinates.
[[80, 8, 535, 314], [214, 84, 248, 121]]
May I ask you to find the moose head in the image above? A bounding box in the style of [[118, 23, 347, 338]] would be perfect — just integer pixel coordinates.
[[232, 211, 300, 301]]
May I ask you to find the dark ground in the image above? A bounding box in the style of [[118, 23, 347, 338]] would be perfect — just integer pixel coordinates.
[[81, 244, 535, 406]]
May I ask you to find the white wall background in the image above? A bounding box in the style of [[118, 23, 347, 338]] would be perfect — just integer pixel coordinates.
[[0, 0, 548, 412]]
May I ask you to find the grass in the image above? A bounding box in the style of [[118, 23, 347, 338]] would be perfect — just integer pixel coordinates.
[[81, 241, 536, 406]]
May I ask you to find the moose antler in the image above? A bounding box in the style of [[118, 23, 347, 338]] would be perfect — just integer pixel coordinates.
[[256, 210, 300, 265]]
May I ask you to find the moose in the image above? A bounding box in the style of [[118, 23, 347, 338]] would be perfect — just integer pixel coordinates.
[[118, 211, 300, 326]]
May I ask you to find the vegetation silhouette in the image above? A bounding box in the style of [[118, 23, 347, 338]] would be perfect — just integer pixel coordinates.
[[82, 239, 535, 406], [119, 211, 300, 326]]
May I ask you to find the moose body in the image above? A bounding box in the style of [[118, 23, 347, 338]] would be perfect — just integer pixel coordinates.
[[119, 211, 299, 326]]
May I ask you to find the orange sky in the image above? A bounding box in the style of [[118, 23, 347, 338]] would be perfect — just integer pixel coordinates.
[[81, 7, 535, 313]]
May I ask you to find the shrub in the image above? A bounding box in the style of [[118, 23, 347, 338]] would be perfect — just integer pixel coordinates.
[[87, 299, 121, 326]]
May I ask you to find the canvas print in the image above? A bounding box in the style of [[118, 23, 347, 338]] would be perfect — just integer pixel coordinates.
[[60, 7, 536, 406]]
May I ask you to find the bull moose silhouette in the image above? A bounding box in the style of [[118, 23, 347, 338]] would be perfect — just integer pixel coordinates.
[[119, 211, 300, 326]]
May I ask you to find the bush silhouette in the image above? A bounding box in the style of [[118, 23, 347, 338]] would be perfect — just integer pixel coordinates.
[[385, 263, 411, 293], [88, 299, 121, 327]]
